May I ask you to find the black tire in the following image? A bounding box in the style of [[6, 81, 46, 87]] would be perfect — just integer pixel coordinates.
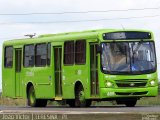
[[68, 99, 91, 107], [124, 100, 137, 107], [27, 86, 47, 107], [67, 100, 75, 107], [86, 100, 92, 107], [37, 99, 48, 107], [27, 86, 37, 107], [67, 84, 91, 107], [75, 84, 85, 107], [75, 84, 92, 107]]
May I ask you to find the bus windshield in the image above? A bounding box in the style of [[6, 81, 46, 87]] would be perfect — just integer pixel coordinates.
[[101, 41, 156, 74]]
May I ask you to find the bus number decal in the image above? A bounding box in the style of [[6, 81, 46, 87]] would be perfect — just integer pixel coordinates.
[[26, 71, 34, 77]]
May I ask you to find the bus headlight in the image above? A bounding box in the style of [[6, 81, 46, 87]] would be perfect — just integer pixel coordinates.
[[105, 81, 114, 88], [148, 79, 157, 87], [150, 80, 155, 86]]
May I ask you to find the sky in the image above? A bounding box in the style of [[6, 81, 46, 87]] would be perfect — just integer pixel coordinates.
[[0, 0, 160, 89]]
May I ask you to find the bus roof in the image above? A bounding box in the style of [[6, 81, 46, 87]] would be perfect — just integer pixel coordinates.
[[3, 29, 153, 46]]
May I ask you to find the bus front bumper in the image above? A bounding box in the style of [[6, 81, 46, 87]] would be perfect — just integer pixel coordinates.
[[100, 86, 158, 99]]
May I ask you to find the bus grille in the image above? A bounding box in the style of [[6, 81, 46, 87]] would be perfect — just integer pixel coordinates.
[[115, 79, 147, 88]]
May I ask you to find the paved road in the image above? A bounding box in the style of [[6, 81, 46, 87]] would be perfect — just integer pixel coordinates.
[[0, 105, 160, 113], [0, 106, 160, 120]]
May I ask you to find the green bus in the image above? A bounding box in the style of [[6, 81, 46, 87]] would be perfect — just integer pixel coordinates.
[[2, 29, 158, 107]]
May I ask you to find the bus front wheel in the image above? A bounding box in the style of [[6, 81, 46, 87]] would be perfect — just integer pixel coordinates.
[[75, 84, 91, 107], [124, 100, 137, 107]]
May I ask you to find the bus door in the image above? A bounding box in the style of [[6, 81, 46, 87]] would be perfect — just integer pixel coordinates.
[[53, 46, 62, 99], [15, 48, 22, 97], [90, 43, 99, 97]]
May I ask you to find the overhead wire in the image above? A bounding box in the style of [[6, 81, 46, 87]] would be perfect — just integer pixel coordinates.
[[0, 14, 160, 25], [0, 6, 159, 24], [0, 6, 159, 15]]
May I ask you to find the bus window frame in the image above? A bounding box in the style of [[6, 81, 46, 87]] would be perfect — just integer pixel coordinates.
[[47, 43, 51, 66], [75, 40, 86, 65], [64, 40, 75, 66], [35, 43, 47, 67], [23, 44, 35, 68], [4, 46, 13, 68]]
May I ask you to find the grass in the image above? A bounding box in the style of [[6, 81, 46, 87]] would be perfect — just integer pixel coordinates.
[[0, 96, 26, 106], [136, 84, 160, 106], [137, 95, 160, 106], [0, 96, 62, 106]]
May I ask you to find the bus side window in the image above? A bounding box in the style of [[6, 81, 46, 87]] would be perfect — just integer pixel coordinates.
[[47, 43, 51, 66], [24, 44, 35, 67], [4, 46, 13, 68], [75, 40, 86, 64], [64, 41, 74, 65], [35, 43, 47, 67]]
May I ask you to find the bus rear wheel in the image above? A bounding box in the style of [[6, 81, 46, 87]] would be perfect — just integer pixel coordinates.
[[27, 86, 47, 107]]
